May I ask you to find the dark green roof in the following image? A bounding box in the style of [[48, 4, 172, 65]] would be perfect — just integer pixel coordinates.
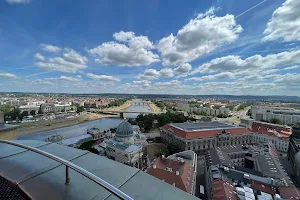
[[0, 140, 198, 200]]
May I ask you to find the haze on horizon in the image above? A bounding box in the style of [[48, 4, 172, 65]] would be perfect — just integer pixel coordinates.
[[0, 0, 299, 96]]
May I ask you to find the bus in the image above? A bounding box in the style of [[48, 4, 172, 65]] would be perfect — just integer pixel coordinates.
[[199, 185, 205, 198]]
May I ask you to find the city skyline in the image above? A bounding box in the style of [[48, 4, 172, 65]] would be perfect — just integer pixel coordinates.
[[0, 0, 300, 95]]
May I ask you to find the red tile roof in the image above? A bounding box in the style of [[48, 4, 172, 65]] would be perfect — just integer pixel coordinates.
[[162, 124, 252, 139], [251, 181, 276, 195], [212, 179, 239, 200], [147, 157, 195, 194], [251, 121, 292, 138], [278, 186, 300, 199]]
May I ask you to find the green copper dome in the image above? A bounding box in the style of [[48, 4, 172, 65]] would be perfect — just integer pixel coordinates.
[[116, 121, 134, 138]]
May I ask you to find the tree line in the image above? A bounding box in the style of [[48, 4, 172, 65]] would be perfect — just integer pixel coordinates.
[[134, 111, 191, 132]]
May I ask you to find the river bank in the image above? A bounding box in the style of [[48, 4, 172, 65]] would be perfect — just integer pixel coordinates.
[[148, 103, 162, 113], [103, 100, 132, 111], [15, 113, 114, 138]]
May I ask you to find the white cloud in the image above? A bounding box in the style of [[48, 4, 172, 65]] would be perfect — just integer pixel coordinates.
[[174, 63, 192, 74], [45, 76, 82, 82], [86, 73, 120, 82], [154, 80, 182, 88], [40, 44, 61, 53], [159, 68, 174, 78], [137, 68, 174, 80], [186, 72, 235, 81], [63, 48, 88, 64], [89, 31, 160, 67], [35, 48, 88, 73], [6, 0, 30, 4], [113, 31, 135, 42], [132, 80, 151, 87], [191, 50, 300, 74], [284, 65, 300, 70], [0, 73, 17, 78], [157, 7, 243, 66], [261, 69, 280, 75], [34, 53, 45, 61], [263, 0, 300, 42]]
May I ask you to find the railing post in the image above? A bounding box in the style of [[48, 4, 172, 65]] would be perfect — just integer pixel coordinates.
[[66, 166, 70, 184]]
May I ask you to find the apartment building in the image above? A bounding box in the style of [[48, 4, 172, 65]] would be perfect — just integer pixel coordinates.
[[251, 106, 300, 125]]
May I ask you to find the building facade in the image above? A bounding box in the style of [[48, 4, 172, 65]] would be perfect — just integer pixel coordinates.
[[41, 103, 55, 113], [251, 106, 300, 125], [190, 107, 230, 116], [161, 122, 291, 154]]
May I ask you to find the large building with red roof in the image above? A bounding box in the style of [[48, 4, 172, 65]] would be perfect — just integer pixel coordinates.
[[160, 122, 253, 154], [160, 122, 291, 153]]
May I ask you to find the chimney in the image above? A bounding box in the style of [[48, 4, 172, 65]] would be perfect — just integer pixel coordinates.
[[162, 155, 165, 158], [176, 171, 180, 176], [153, 165, 156, 169]]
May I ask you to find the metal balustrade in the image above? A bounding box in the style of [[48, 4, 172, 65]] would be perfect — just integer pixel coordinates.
[[0, 139, 134, 200]]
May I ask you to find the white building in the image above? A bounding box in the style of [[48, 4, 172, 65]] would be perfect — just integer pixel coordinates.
[[19, 105, 40, 113], [251, 106, 300, 125], [190, 107, 230, 116], [101, 121, 147, 168]]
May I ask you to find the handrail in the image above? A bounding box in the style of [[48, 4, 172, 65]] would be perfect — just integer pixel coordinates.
[[0, 139, 134, 200]]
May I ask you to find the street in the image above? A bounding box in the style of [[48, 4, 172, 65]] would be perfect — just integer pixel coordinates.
[[195, 155, 206, 199]]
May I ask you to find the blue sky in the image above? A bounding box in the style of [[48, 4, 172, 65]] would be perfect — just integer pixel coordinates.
[[0, 0, 300, 95]]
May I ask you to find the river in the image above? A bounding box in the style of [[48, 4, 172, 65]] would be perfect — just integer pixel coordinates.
[[18, 99, 150, 141]]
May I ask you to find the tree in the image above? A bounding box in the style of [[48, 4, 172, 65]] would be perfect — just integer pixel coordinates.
[[77, 106, 84, 113], [157, 114, 171, 126], [30, 110, 36, 116], [18, 114, 24, 121], [270, 118, 282, 125], [226, 105, 235, 111], [78, 141, 99, 154], [10, 108, 20, 120], [167, 143, 181, 155], [22, 111, 29, 117], [0, 105, 13, 113], [37, 107, 43, 114]]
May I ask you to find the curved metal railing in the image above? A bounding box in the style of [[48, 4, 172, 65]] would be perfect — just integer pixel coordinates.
[[0, 139, 134, 200]]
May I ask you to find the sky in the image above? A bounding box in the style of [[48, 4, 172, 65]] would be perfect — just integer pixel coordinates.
[[0, 0, 300, 96]]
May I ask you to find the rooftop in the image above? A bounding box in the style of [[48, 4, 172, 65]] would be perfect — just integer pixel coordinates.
[[106, 139, 141, 153], [167, 150, 196, 167], [162, 122, 252, 139], [208, 148, 234, 168], [171, 122, 236, 131], [0, 140, 198, 200], [147, 155, 196, 194], [87, 127, 103, 135], [212, 179, 239, 200]]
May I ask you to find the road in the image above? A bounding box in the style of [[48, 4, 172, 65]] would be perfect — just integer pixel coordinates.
[[216, 106, 251, 125], [195, 155, 206, 199]]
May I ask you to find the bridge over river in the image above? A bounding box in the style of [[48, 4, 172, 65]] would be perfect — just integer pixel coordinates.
[[89, 109, 165, 118], [88, 99, 166, 119]]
